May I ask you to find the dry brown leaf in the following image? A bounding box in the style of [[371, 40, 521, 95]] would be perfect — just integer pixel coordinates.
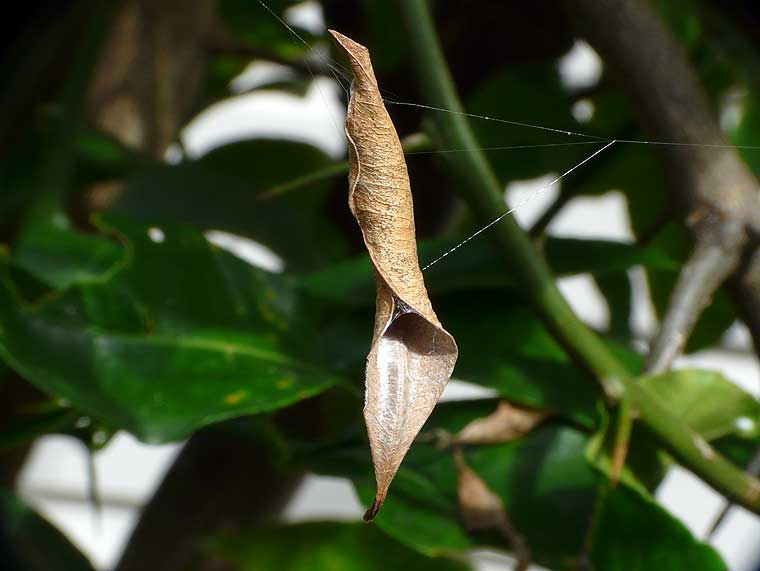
[[329, 30, 458, 521], [454, 401, 548, 446], [454, 449, 531, 570]]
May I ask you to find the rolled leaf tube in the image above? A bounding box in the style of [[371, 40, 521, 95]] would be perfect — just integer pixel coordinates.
[[329, 30, 458, 521]]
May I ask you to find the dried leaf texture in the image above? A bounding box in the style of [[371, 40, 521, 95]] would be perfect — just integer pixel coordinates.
[[454, 401, 548, 446], [329, 30, 458, 521]]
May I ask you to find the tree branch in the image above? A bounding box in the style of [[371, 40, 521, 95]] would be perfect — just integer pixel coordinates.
[[646, 236, 741, 373], [565, 0, 760, 373], [399, 0, 760, 516]]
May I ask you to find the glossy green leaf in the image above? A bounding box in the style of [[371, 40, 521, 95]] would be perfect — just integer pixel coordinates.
[[0, 216, 338, 442], [0, 490, 94, 571], [641, 369, 760, 441], [115, 139, 349, 271], [208, 521, 471, 571], [591, 485, 726, 570], [311, 400, 719, 570]]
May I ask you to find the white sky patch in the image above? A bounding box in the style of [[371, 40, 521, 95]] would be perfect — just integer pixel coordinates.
[[285, 1, 325, 34], [572, 98, 595, 123], [504, 174, 560, 228], [205, 230, 284, 273], [182, 78, 346, 159], [163, 143, 184, 164], [147, 227, 165, 243], [230, 61, 299, 94], [548, 190, 634, 241], [558, 40, 603, 90]]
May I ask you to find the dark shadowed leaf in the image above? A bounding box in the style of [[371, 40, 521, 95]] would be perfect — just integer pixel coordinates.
[[303, 235, 678, 308], [115, 139, 349, 271], [208, 521, 471, 571], [466, 64, 585, 183], [0, 491, 94, 571]]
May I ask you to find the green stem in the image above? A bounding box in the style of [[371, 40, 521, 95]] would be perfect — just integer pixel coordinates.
[[399, 0, 627, 388], [399, 0, 760, 515]]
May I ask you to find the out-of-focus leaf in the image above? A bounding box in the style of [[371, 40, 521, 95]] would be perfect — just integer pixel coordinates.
[[0, 132, 47, 223], [0, 405, 77, 449], [218, 0, 313, 59], [466, 64, 585, 183], [641, 369, 760, 441], [311, 400, 719, 570], [444, 300, 601, 427], [0, 216, 338, 442], [0, 490, 94, 571], [13, 223, 124, 289], [454, 400, 548, 445], [302, 235, 678, 308], [208, 521, 471, 571], [590, 485, 726, 570], [654, 0, 702, 48], [733, 96, 760, 180], [115, 139, 349, 271]]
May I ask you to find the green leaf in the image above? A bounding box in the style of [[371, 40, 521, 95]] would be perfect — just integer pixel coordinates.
[[13, 222, 124, 289], [466, 64, 585, 183], [310, 400, 724, 570], [303, 235, 678, 307], [641, 369, 760, 441], [218, 0, 313, 59], [0, 216, 338, 442], [444, 299, 601, 427], [208, 521, 471, 571], [0, 490, 95, 571], [0, 405, 77, 449], [591, 485, 726, 570], [115, 139, 350, 271]]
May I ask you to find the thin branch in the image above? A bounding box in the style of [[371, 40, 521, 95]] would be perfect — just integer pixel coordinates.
[[529, 189, 573, 238], [565, 0, 760, 363], [400, 0, 760, 517], [646, 236, 741, 373]]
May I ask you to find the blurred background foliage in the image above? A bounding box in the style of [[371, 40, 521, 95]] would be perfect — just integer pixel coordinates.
[[1, 0, 760, 569]]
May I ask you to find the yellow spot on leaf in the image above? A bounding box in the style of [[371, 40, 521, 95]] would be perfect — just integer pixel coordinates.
[[276, 378, 293, 390], [224, 390, 248, 405]]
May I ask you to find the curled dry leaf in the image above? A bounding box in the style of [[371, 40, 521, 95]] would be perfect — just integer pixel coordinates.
[[329, 30, 458, 521], [454, 401, 549, 446], [454, 449, 531, 570]]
